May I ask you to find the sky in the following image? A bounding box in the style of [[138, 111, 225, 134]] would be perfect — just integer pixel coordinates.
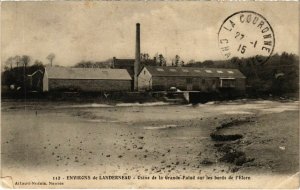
[[1, 1, 299, 67]]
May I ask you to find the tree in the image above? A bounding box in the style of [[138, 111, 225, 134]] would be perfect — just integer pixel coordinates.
[[153, 53, 159, 64], [140, 53, 150, 62], [73, 60, 110, 68], [5, 57, 14, 70], [14, 55, 21, 67], [33, 60, 44, 67], [230, 57, 241, 66], [158, 54, 166, 66], [187, 59, 195, 65], [202, 60, 214, 67], [174, 55, 180, 67], [47, 53, 55, 66], [180, 60, 185, 67], [21, 55, 31, 67]]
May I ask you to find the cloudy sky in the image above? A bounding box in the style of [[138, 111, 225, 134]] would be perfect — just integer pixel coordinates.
[[2, 1, 299, 67]]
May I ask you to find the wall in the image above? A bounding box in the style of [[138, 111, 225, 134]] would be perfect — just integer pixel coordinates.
[[150, 76, 246, 93], [48, 79, 131, 92], [152, 76, 220, 92], [235, 78, 246, 91], [43, 71, 49, 91], [138, 67, 152, 91]]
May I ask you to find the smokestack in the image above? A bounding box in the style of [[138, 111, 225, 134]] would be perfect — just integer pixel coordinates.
[[134, 23, 140, 91]]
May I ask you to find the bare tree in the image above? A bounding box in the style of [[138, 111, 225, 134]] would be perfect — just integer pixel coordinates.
[[5, 57, 14, 70], [47, 53, 55, 66], [14, 55, 21, 67], [21, 55, 31, 67]]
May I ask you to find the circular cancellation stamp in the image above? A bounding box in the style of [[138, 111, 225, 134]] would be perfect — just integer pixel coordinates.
[[218, 11, 275, 64]]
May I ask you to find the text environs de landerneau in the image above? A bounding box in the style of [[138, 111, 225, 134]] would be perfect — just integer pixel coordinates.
[[66, 175, 131, 180]]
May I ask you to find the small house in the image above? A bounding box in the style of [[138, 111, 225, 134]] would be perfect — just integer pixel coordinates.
[[27, 70, 44, 91]]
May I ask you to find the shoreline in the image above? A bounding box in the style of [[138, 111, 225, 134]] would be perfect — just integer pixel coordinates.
[[1, 100, 299, 188]]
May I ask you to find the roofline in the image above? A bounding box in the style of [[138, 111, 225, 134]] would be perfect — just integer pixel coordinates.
[[137, 65, 146, 77], [152, 75, 246, 79], [142, 66, 246, 78], [44, 67, 132, 80], [27, 69, 43, 76], [45, 66, 129, 71], [48, 78, 132, 80], [143, 65, 243, 71]]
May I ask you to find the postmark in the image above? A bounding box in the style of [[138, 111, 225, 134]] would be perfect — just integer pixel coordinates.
[[218, 11, 275, 64]]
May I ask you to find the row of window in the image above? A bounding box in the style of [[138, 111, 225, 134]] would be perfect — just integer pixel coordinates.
[[156, 68, 234, 74], [185, 78, 237, 86], [186, 78, 217, 85]]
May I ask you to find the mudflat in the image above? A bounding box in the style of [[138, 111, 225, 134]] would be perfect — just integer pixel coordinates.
[[1, 100, 299, 188]]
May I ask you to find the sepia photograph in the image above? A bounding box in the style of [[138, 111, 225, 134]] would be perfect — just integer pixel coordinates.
[[1, 1, 299, 189]]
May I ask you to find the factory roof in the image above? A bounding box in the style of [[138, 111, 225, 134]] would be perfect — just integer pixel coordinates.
[[45, 66, 132, 80], [142, 66, 246, 78]]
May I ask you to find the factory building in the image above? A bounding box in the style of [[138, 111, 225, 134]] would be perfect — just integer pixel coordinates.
[[39, 23, 246, 96], [137, 66, 246, 92], [42, 66, 131, 92]]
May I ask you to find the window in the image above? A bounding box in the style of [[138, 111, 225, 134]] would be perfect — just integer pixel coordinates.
[[221, 79, 236, 87], [217, 70, 223, 73], [169, 68, 177, 72], [202, 79, 206, 84], [205, 70, 212, 73], [227, 70, 234, 74], [186, 78, 192, 83], [157, 68, 164, 72], [182, 69, 189, 72], [144, 70, 146, 75]]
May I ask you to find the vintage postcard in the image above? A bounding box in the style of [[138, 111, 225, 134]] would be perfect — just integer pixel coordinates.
[[1, 1, 299, 189]]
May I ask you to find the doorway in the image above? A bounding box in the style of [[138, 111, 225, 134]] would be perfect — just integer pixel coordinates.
[[186, 78, 193, 91]]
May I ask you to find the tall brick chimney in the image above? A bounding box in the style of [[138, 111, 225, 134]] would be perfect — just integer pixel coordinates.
[[134, 23, 140, 91]]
